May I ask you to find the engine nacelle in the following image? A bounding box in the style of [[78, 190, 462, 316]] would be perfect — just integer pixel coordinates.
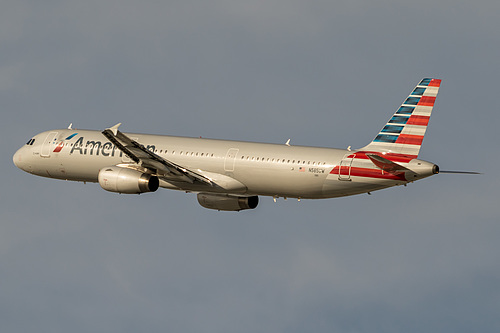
[[197, 193, 259, 211], [98, 166, 159, 194]]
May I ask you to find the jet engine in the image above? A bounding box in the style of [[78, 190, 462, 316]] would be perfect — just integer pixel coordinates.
[[98, 166, 159, 194], [197, 193, 259, 211]]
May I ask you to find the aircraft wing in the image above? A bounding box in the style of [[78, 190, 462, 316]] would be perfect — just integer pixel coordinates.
[[102, 123, 213, 185]]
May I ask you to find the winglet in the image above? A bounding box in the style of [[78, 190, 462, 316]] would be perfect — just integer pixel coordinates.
[[107, 123, 122, 136]]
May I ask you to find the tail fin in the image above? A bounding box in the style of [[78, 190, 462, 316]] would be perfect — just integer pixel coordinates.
[[359, 78, 441, 158]]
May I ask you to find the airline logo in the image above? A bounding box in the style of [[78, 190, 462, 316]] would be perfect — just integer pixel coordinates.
[[373, 78, 440, 148], [361, 78, 441, 159], [53, 133, 78, 153]]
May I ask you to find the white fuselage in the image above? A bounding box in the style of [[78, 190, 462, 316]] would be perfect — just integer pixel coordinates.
[[13, 129, 436, 199]]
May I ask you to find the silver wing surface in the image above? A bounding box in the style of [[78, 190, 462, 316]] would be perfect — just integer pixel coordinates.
[[102, 123, 214, 186]]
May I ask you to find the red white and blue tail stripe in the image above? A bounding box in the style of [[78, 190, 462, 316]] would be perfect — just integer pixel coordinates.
[[360, 78, 441, 158]]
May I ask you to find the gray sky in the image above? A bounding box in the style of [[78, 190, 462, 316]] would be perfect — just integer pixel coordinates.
[[2, 1, 499, 332]]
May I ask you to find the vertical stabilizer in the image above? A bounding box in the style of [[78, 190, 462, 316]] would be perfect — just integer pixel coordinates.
[[359, 78, 441, 158]]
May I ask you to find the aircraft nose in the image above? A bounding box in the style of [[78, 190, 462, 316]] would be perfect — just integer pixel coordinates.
[[13, 148, 24, 170]]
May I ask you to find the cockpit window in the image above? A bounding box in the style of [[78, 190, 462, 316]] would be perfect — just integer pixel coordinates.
[[26, 139, 35, 145]]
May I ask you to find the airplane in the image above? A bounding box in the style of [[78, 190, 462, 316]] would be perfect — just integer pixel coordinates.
[[13, 78, 477, 211]]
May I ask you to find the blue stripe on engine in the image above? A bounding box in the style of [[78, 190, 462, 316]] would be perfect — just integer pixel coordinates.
[[381, 125, 404, 133], [396, 106, 414, 114], [374, 134, 398, 143], [389, 116, 409, 124]]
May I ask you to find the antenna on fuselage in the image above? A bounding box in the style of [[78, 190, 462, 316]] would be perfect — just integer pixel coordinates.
[[285, 139, 291, 146], [68, 123, 73, 129]]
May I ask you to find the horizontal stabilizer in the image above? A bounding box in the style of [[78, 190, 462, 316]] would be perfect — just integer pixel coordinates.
[[366, 153, 411, 174]]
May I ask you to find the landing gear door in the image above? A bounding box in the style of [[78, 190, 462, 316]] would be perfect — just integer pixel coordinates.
[[338, 153, 355, 180], [41, 132, 59, 157]]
